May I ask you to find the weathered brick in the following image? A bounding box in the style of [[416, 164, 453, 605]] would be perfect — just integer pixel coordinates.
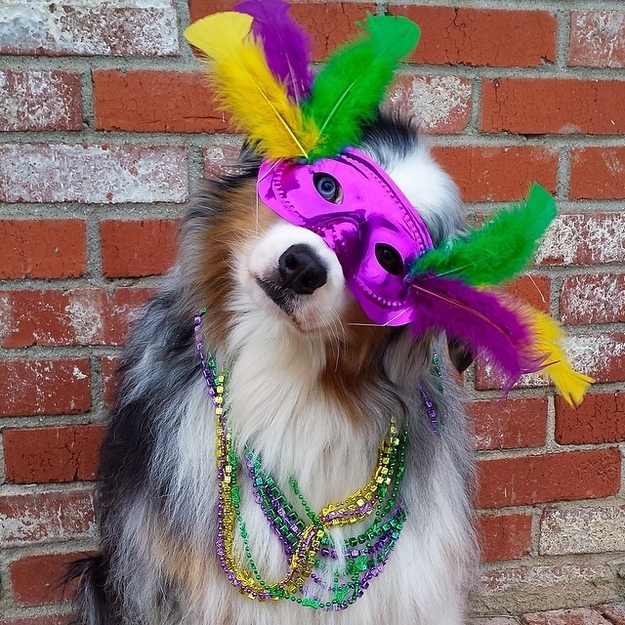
[[100, 220, 178, 278], [569, 11, 625, 69], [570, 147, 625, 200], [431, 146, 557, 202], [473, 563, 624, 614], [0, 144, 187, 204], [556, 392, 625, 445], [560, 273, 625, 325], [469, 397, 547, 451], [203, 143, 245, 178], [564, 333, 625, 384], [10, 551, 83, 605], [600, 604, 625, 625], [188, 1, 375, 61], [536, 214, 625, 266], [539, 506, 625, 556], [522, 607, 612, 625], [0, 0, 178, 56], [386, 75, 471, 133], [0, 359, 91, 418], [4, 425, 105, 484], [0, 288, 153, 348], [93, 70, 230, 133], [0, 219, 86, 279], [0, 70, 81, 131], [389, 6, 556, 67], [0, 489, 95, 547], [482, 79, 625, 135], [478, 514, 533, 562], [471, 619, 520, 625], [476, 449, 621, 509], [101, 356, 121, 412]]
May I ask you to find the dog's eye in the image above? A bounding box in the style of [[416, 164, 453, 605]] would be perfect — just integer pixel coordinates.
[[375, 243, 404, 276], [313, 173, 342, 203]]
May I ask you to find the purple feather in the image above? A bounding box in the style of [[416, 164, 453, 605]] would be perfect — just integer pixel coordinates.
[[407, 273, 545, 392], [234, 0, 313, 102]]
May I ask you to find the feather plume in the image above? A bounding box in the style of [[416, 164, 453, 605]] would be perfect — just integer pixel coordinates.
[[411, 183, 556, 286], [408, 274, 592, 403], [520, 303, 594, 406], [408, 274, 543, 392], [184, 12, 320, 160], [234, 0, 313, 102], [302, 15, 420, 160]]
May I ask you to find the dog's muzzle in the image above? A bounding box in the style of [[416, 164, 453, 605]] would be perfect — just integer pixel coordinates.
[[257, 148, 433, 326]]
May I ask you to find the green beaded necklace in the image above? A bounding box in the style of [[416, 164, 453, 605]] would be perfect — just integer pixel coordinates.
[[195, 312, 409, 610]]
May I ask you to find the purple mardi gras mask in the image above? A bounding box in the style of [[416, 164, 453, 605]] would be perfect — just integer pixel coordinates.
[[258, 148, 433, 326]]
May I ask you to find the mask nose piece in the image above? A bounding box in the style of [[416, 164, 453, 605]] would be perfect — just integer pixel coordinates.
[[278, 244, 328, 294]]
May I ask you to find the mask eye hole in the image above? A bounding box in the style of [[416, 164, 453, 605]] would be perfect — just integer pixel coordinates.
[[313, 173, 342, 204], [375, 243, 404, 276]]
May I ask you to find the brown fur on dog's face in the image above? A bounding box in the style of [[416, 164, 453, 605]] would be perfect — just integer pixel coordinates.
[[186, 179, 396, 417]]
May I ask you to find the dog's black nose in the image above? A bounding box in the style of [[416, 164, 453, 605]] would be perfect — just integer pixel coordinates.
[[278, 244, 328, 294]]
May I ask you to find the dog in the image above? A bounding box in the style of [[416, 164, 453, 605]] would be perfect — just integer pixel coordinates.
[[69, 113, 477, 624]]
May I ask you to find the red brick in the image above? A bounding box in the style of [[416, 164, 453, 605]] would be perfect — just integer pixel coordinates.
[[203, 144, 246, 178], [0, 144, 187, 204], [569, 11, 625, 69], [386, 75, 471, 133], [476, 332, 622, 392], [600, 604, 625, 625], [188, 0, 233, 22], [570, 147, 625, 200], [556, 392, 625, 445], [536, 214, 625, 266], [94, 70, 231, 133], [482, 78, 625, 135], [522, 607, 612, 625], [504, 274, 550, 313], [0, 489, 95, 547], [565, 333, 625, 384], [431, 146, 557, 202], [101, 356, 121, 412], [107, 288, 154, 343], [477, 513, 532, 563], [0, 359, 90, 418], [560, 273, 625, 325], [10, 551, 83, 605], [469, 397, 547, 451], [0, 3, 178, 56], [0, 220, 86, 279], [188, 1, 375, 61], [101, 219, 178, 278], [0, 288, 153, 348], [476, 449, 621, 509], [0, 70, 81, 131], [389, 6, 556, 67], [4, 425, 105, 484]]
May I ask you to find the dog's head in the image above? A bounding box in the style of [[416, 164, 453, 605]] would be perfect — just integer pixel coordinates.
[[183, 116, 463, 360]]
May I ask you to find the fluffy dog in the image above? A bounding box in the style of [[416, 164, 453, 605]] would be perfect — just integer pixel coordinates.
[[69, 114, 477, 625]]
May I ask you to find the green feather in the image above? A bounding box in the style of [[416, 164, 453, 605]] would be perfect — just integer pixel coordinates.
[[302, 15, 420, 161], [410, 183, 557, 286]]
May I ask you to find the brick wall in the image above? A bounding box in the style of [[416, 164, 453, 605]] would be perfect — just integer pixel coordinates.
[[1, 1, 624, 623]]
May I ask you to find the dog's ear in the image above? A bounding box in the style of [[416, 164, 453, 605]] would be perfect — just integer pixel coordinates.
[[447, 337, 474, 374]]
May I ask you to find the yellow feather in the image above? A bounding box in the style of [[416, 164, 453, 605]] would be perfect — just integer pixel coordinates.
[[184, 13, 320, 160], [526, 306, 593, 407], [184, 12, 253, 61]]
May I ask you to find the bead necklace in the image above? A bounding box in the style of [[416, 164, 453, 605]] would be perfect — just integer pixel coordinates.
[[193, 310, 439, 610]]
